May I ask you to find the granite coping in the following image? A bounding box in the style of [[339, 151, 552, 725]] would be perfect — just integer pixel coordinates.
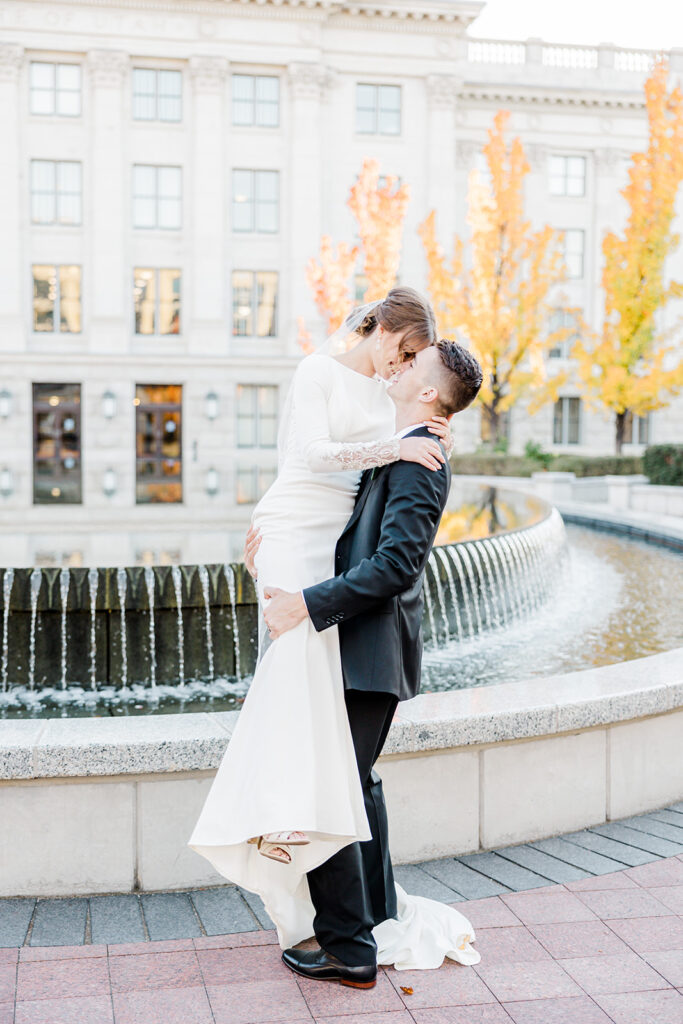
[[1, 648, 681, 781]]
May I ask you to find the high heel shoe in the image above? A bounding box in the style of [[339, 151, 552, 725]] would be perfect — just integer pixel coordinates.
[[252, 831, 310, 865]]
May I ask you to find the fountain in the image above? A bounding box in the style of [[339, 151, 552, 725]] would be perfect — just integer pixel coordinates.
[[0, 484, 571, 711]]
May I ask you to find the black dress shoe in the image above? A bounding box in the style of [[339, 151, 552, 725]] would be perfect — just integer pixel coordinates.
[[282, 946, 377, 988]]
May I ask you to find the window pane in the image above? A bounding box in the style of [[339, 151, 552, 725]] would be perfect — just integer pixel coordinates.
[[158, 196, 181, 230], [133, 69, 157, 119], [133, 165, 156, 197], [256, 170, 278, 202], [258, 468, 276, 498], [622, 411, 634, 445], [57, 90, 81, 117], [356, 108, 375, 133], [236, 467, 257, 504], [158, 71, 182, 122], [356, 84, 376, 109], [59, 266, 81, 333], [57, 64, 80, 90], [31, 89, 55, 115], [233, 99, 254, 126], [31, 62, 54, 89], [159, 269, 181, 334], [133, 92, 156, 120], [232, 271, 254, 336], [236, 384, 255, 416], [33, 265, 56, 332], [378, 108, 400, 135], [379, 85, 401, 111], [233, 75, 254, 125], [256, 272, 278, 336], [158, 166, 181, 198], [158, 94, 181, 122], [567, 397, 580, 444], [638, 416, 649, 444], [553, 400, 563, 445], [134, 268, 156, 334], [133, 197, 156, 229], [255, 76, 279, 127], [135, 384, 183, 503], [32, 383, 82, 504], [233, 170, 254, 231]]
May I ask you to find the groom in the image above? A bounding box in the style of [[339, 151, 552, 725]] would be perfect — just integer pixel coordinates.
[[262, 339, 483, 988]]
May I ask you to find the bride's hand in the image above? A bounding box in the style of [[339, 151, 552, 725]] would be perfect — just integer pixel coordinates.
[[244, 524, 262, 579], [399, 436, 446, 472], [426, 415, 454, 456]]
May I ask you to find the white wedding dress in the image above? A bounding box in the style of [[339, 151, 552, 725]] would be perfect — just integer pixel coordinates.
[[189, 354, 480, 970]]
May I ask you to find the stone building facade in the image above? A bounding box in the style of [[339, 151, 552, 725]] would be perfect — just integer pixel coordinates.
[[0, 0, 681, 565]]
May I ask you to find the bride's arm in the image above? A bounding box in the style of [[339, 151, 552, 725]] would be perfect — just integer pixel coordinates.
[[292, 358, 444, 473]]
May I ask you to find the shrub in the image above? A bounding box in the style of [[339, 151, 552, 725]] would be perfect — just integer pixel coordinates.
[[643, 445, 683, 485], [450, 453, 644, 478], [524, 440, 554, 469]]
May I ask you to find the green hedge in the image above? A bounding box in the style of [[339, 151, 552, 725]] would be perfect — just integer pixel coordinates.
[[451, 453, 644, 478], [643, 445, 683, 485]]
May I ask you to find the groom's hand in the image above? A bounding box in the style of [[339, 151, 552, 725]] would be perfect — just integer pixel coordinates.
[[263, 587, 309, 639]]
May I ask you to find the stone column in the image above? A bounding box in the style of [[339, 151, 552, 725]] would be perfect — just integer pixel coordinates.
[[189, 56, 229, 356], [286, 62, 330, 355], [0, 44, 24, 350], [87, 50, 129, 353], [426, 75, 460, 244]]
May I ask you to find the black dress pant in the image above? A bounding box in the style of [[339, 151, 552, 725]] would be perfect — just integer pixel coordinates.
[[305, 688, 399, 966]]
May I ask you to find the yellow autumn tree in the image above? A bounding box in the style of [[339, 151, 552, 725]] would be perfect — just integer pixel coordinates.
[[299, 158, 409, 347], [419, 110, 577, 445], [573, 60, 683, 453]]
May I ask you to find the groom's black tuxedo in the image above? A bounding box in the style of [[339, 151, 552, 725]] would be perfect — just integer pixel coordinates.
[[303, 425, 451, 702], [301, 425, 451, 967]]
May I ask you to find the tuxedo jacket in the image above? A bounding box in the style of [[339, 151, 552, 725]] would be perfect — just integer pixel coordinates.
[[303, 425, 451, 702]]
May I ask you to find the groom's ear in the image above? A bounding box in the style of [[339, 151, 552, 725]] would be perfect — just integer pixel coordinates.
[[418, 385, 439, 406]]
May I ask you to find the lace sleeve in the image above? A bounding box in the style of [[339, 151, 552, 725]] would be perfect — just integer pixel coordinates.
[[291, 356, 400, 474]]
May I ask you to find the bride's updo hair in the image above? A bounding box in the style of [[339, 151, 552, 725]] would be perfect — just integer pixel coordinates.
[[348, 287, 437, 361]]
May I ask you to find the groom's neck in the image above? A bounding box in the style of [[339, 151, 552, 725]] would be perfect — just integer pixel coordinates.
[[394, 403, 426, 431]]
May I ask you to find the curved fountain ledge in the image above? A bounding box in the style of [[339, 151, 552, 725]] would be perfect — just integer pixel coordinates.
[[0, 501, 681, 896]]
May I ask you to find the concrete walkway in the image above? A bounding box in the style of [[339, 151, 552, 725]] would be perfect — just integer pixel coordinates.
[[2, 805, 683, 1022]]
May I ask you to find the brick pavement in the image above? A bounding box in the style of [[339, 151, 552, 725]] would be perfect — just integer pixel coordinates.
[[2, 854, 683, 1023]]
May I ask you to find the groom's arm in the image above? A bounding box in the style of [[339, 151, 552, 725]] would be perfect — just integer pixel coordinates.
[[303, 459, 448, 631]]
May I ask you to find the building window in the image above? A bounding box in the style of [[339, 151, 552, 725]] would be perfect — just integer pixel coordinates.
[[561, 229, 585, 279], [236, 466, 277, 504], [549, 155, 586, 197], [232, 74, 279, 127], [236, 385, 278, 448], [32, 265, 81, 334], [553, 397, 581, 445], [132, 165, 182, 230], [356, 84, 401, 135], [32, 383, 82, 504], [135, 384, 182, 504], [29, 62, 81, 117], [30, 160, 82, 225], [232, 271, 278, 337], [622, 411, 650, 445], [134, 269, 181, 335], [232, 170, 279, 233], [132, 68, 182, 122], [548, 309, 579, 359]]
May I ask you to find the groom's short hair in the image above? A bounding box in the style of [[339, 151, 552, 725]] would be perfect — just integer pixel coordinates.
[[433, 340, 483, 415]]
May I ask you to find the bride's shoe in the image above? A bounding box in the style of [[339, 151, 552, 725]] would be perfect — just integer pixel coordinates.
[[253, 831, 311, 864]]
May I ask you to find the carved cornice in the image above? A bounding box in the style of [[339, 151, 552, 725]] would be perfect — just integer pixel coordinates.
[[87, 50, 129, 88], [0, 44, 24, 83], [459, 84, 645, 111], [455, 139, 478, 168], [426, 74, 461, 111], [288, 62, 336, 100], [593, 147, 620, 174], [189, 55, 229, 91]]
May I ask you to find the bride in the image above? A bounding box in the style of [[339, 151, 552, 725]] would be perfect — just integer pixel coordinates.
[[189, 288, 480, 971]]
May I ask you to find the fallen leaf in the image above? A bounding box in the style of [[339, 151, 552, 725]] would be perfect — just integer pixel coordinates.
[[400, 986, 413, 995]]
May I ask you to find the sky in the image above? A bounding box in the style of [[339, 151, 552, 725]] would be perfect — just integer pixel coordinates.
[[469, 0, 683, 52]]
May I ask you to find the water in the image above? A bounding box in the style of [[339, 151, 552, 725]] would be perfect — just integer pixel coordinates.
[[198, 564, 215, 682], [28, 568, 42, 689], [144, 565, 156, 690], [116, 567, 128, 688], [59, 568, 70, 690], [1, 525, 680, 718], [171, 565, 185, 688], [1, 568, 14, 692], [223, 563, 242, 682], [88, 568, 98, 691]]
